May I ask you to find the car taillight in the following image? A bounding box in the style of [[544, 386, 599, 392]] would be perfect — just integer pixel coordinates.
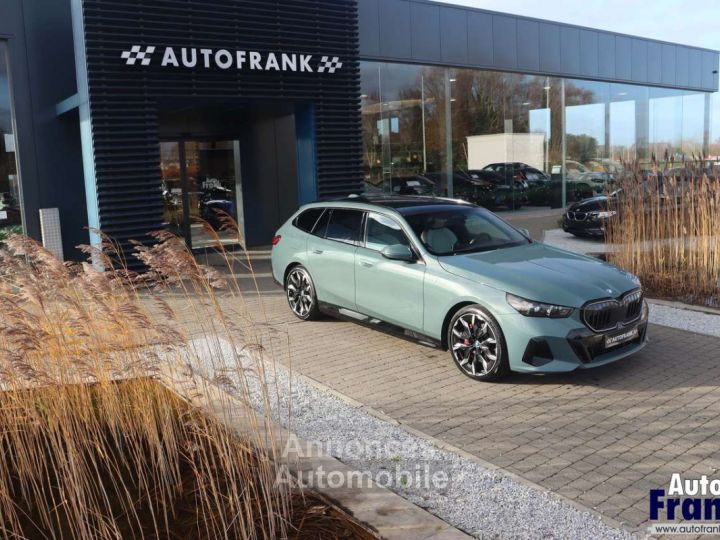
[[272, 235, 281, 246]]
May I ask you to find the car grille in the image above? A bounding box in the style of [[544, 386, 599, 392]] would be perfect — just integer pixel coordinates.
[[567, 211, 588, 221], [582, 289, 643, 333]]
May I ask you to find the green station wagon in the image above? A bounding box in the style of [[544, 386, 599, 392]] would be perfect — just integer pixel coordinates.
[[270, 195, 648, 381]]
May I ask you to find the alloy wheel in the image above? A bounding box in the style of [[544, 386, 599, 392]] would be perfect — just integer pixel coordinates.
[[450, 311, 500, 377], [286, 268, 314, 318]]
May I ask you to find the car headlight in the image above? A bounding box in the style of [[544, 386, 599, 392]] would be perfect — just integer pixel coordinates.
[[589, 210, 617, 219], [506, 293, 574, 318]]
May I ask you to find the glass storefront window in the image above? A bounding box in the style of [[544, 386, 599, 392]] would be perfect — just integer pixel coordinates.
[[565, 80, 610, 196], [361, 60, 713, 210], [360, 62, 449, 196], [0, 41, 23, 239]]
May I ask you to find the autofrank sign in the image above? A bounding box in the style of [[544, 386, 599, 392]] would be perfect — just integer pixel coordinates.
[[120, 45, 343, 73]]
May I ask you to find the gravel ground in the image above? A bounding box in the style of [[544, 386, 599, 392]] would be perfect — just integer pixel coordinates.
[[188, 337, 632, 540], [648, 302, 720, 338]]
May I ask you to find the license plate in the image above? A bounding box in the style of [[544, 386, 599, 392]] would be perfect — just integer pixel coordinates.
[[604, 326, 639, 349], [0, 211, 6, 220]]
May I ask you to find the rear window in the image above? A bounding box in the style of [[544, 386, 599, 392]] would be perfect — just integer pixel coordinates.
[[294, 207, 324, 232], [325, 209, 364, 244]]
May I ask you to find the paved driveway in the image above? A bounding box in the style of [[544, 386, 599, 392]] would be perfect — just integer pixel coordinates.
[[198, 249, 720, 532]]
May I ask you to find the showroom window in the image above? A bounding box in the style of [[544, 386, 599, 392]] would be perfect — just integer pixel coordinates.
[[360, 62, 450, 195], [361, 61, 714, 209], [0, 41, 22, 238]]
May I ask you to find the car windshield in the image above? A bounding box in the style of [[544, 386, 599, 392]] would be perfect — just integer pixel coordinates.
[[403, 206, 530, 255]]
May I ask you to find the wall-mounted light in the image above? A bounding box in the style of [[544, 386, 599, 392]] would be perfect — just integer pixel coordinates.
[[450, 98, 456, 102], [449, 78, 456, 82], [543, 85, 551, 90], [522, 101, 531, 106], [360, 94, 368, 98]]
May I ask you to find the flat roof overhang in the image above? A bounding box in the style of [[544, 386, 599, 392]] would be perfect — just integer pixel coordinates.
[[359, 0, 719, 93]]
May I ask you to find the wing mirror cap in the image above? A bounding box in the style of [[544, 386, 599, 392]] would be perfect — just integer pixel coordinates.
[[380, 244, 415, 262]]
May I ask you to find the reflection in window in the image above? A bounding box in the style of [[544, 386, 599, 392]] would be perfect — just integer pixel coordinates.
[[365, 213, 409, 251], [360, 61, 713, 210], [360, 62, 449, 195], [0, 41, 22, 238]]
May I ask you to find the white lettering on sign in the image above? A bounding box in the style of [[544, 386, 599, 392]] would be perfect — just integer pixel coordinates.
[[121, 45, 342, 74]]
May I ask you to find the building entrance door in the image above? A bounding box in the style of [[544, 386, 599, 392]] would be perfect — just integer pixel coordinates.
[[160, 140, 244, 250]]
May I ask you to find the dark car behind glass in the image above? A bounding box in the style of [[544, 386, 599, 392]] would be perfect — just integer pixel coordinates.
[[390, 175, 437, 196], [482, 162, 550, 187], [562, 191, 619, 238]]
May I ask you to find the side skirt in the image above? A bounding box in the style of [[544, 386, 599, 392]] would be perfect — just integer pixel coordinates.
[[317, 301, 442, 349]]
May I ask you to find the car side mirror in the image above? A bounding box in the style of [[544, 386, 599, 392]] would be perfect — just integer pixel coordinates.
[[380, 244, 415, 262], [518, 227, 530, 238]]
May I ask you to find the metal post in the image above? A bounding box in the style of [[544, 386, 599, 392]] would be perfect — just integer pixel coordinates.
[[561, 78, 567, 209], [444, 68, 453, 198], [421, 73, 427, 173]]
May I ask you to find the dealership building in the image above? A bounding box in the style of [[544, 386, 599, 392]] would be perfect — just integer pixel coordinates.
[[0, 0, 718, 264]]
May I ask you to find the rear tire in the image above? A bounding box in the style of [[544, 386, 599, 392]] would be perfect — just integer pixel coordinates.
[[447, 305, 510, 381], [285, 265, 321, 321]]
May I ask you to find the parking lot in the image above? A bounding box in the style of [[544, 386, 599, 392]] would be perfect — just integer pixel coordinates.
[[193, 247, 720, 532]]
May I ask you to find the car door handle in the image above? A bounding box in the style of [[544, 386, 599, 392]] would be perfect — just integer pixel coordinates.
[[312, 249, 324, 255], [359, 260, 373, 268]]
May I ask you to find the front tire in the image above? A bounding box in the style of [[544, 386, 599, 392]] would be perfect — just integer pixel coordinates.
[[448, 305, 509, 381], [285, 266, 321, 320]]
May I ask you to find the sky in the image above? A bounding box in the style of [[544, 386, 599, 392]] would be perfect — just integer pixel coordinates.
[[438, 0, 720, 51]]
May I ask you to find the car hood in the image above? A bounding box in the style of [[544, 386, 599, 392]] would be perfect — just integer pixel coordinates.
[[438, 242, 638, 308], [567, 196, 609, 212]]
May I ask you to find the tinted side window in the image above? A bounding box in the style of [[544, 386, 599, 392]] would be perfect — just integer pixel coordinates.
[[325, 209, 363, 244], [365, 213, 410, 251], [311, 209, 330, 237], [294, 208, 324, 232]]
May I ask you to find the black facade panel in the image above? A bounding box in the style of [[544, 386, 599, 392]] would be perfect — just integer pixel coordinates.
[[539, 23, 561, 74], [466, 11, 493, 66], [631, 38, 648, 82], [676, 46, 690, 87], [80, 0, 362, 259], [615, 36, 632, 80], [516, 19, 539, 72], [440, 7, 468, 64], [579, 29, 598, 78], [688, 48, 703, 88], [378, 0, 411, 59], [647, 41, 662, 84], [358, 0, 380, 57], [492, 15, 517, 68], [661, 44, 676, 86], [598, 32, 615, 79], [560, 26, 580, 75], [411, 2, 440, 62], [702, 50, 716, 89]]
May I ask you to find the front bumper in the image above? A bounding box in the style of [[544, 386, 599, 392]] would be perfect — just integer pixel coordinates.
[[562, 215, 608, 237], [497, 309, 649, 374]]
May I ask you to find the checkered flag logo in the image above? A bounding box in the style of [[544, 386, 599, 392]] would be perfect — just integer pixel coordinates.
[[317, 56, 342, 73], [121, 45, 156, 66]]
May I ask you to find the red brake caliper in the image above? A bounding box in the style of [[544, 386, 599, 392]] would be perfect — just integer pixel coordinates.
[[464, 321, 473, 345]]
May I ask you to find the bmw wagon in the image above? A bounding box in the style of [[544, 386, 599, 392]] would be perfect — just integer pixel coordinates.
[[270, 195, 648, 381]]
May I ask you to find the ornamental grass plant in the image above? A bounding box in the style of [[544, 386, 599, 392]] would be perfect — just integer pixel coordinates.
[[605, 160, 720, 306], [0, 220, 372, 540]]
